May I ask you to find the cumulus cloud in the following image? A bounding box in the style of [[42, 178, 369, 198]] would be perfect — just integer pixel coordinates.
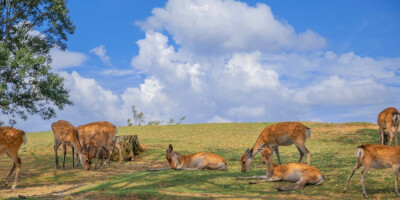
[[138, 0, 326, 54], [90, 45, 112, 66], [50, 49, 88, 70]]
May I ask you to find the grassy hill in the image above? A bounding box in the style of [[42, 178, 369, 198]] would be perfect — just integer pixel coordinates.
[[0, 122, 397, 199]]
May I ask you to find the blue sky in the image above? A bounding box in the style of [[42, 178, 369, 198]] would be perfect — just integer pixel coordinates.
[[10, 0, 400, 131]]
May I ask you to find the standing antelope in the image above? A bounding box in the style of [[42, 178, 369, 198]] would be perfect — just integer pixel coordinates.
[[377, 107, 400, 146], [237, 147, 324, 191], [76, 121, 121, 165], [0, 127, 27, 190], [87, 131, 111, 169], [52, 120, 90, 170], [165, 144, 227, 170], [343, 144, 400, 198], [240, 122, 311, 173]]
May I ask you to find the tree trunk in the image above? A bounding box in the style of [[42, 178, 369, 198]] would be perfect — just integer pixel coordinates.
[[110, 135, 143, 163]]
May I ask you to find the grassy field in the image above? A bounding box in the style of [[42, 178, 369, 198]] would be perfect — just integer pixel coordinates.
[[0, 122, 398, 199]]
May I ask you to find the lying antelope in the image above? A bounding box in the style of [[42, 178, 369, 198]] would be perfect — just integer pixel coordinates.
[[0, 127, 27, 190], [76, 121, 121, 166], [87, 130, 111, 169], [240, 122, 311, 173], [52, 120, 90, 170], [377, 107, 400, 146], [153, 144, 227, 171], [237, 147, 324, 191], [343, 144, 400, 198]]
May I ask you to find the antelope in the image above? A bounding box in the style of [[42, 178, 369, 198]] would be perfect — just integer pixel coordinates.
[[165, 144, 227, 170], [240, 122, 311, 173], [377, 107, 400, 146], [0, 127, 27, 190], [237, 146, 324, 191], [51, 120, 90, 170], [87, 130, 111, 169], [343, 144, 400, 198], [76, 121, 121, 165]]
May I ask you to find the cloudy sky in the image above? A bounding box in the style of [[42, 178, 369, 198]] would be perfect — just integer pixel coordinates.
[[13, 0, 400, 131]]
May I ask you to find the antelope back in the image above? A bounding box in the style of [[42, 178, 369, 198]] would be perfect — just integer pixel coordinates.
[[0, 127, 26, 153], [378, 107, 399, 127], [51, 120, 77, 141]]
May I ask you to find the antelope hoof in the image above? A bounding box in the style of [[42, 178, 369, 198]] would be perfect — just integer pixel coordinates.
[[363, 193, 368, 198], [56, 165, 60, 169], [4, 182, 9, 187], [248, 181, 257, 184], [11, 185, 16, 190], [396, 193, 400, 197]]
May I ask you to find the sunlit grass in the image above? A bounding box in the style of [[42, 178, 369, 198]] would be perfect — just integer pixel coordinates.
[[1, 122, 398, 199]]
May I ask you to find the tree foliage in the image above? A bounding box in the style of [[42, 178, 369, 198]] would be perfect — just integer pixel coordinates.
[[0, 0, 74, 125]]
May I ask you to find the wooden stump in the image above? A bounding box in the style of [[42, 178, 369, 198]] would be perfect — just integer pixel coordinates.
[[110, 135, 143, 163]]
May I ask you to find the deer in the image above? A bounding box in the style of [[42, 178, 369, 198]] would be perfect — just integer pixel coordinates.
[[377, 107, 400, 146], [0, 127, 27, 190], [51, 120, 90, 170], [76, 121, 121, 166], [87, 130, 111, 169], [237, 146, 324, 191], [240, 122, 311, 173], [148, 144, 227, 171], [343, 144, 400, 198]]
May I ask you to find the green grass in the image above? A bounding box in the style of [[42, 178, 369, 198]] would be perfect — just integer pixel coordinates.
[[1, 122, 398, 199]]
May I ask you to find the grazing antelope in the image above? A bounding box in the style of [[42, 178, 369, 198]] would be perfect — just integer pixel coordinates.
[[0, 127, 27, 190], [52, 120, 90, 170], [237, 147, 324, 191], [240, 122, 311, 173], [343, 144, 400, 198], [76, 121, 121, 165], [87, 131, 111, 169], [165, 144, 227, 170], [377, 107, 400, 146]]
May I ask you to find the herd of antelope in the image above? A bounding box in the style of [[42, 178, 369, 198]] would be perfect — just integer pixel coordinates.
[[0, 107, 399, 198]]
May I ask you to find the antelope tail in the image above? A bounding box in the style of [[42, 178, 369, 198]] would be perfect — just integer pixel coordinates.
[[23, 131, 27, 145], [355, 146, 364, 158], [306, 128, 311, 139], [393, 113, 400, 129]]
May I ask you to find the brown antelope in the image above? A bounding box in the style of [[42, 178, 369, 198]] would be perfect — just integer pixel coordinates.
[[52, 120, 90, 170], [0, 127, 27, 190], [165, 144, 227, 170], [377, 107, 400, 146], [237, 147, 324, 191], [240, 122, 311, 173], [343, 144, 400, 198], [76, 121, 121, 165], [87, 130, 111, 169]]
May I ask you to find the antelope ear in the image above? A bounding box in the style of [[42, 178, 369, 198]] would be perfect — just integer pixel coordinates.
[[245, 148, 250, 154], [83, 144, 88, 152], [168, 144, 173, 152], [249, 148, 253, 155]]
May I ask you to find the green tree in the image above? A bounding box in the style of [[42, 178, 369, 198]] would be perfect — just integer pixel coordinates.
[[137, 112, 145, 126], [0, 0, 75, 125]]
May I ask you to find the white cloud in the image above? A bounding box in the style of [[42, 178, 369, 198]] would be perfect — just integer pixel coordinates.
[[59, 71, 123, 124], [295, 76, 391, 106], [138, 0, 325, 54], [90, 45, 112, 66], [50, 49, 88, 70]]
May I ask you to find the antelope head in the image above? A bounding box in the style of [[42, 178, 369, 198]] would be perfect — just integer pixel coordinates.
[[240, 148, 253, 173], [166, 144, 179, 169]]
